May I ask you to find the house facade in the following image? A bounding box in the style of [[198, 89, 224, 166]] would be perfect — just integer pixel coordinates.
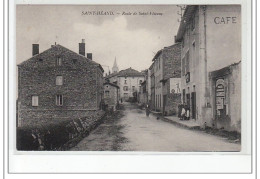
[[139, 70, 148, 104], [105, 68, 145, 101], [175, 5, 241, 131], [17, 40, 104, 127], [104, 82, 119, 111], [152, 43, 182, 114], [149, 62, 155, 110]]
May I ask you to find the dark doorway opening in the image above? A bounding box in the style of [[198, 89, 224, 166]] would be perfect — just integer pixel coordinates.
[[191, 92, 196, 119]]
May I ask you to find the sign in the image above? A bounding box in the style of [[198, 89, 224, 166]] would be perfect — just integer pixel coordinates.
[[185, 72, 190, 83], [215, 78, 225, 111], [216, 97, 224, 110]]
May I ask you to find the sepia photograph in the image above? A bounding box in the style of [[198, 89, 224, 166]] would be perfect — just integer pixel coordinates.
[[16, 4, 242, 153]]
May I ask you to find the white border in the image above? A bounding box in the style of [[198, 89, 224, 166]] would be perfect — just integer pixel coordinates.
[[7, 0, 253, 174]]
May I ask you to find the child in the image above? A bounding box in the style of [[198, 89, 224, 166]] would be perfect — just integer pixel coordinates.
[[181, 106, 186, 120], [186, 108, 190, 120]]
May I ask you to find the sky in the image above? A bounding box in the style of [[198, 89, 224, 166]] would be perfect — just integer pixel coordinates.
[[16, 5, 180, 74]]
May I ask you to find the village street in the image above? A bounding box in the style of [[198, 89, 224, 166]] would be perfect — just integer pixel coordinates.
[[70, 102, 241, 152]]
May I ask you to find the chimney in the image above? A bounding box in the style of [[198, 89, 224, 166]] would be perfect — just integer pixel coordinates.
[[79, 39, 85, 56], [87, 53, 92, 60], [32, 44, 39, 56]]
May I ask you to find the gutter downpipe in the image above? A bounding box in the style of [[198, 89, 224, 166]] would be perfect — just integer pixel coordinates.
[[203, 6, 209, 107]]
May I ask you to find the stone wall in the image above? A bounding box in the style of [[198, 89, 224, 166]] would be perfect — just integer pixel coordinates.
[[18, 45, 104, 127], [163, 43, 182, 79], [17, 110, 106, 150], [164, 79, 182, 116]]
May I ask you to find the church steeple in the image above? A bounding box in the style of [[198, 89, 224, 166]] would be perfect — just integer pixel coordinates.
[[112, 57, 119, 73]]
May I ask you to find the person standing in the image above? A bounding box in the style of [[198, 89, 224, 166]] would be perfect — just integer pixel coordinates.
[[186, 108, 190, 120], [181, 105, 186, 120], [145, 103, 150, 117]]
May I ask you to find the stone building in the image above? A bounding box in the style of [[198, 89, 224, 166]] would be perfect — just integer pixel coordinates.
[[139, 70, 148, 104], [152, 43, 182, 114], [149, 62, 155, 110], [105, 68, 145, 101], [17, 40, 104, 127], [103, 82, 119, 111], [175, 5, 241, 132], [209, 62, 241, 132]]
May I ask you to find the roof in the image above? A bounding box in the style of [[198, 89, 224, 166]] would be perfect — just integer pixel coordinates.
[[103, 82, 119, 89], [106, 67, 144, 79], [152, 50, 163, 61], [18, 44, 104, 72], [209, 61, 241, 78], [152, 43, 181, 62], [117, 68, 144, 77], [175, 5, 198, 42], [105, 72, 119, 79]]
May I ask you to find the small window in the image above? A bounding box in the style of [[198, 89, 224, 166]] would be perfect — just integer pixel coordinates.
[[56, 95, 63, 106], [124, 80, 127, 84], [56, 76, 63, 85], [56, 57, 62, 66], [123, 86, 128, 91], [191, 17, 195, 31], [72, 59, 77, 64], [32, 96, 38, 106], [105, 91, 110, 97], [193, 41, 195, 49]]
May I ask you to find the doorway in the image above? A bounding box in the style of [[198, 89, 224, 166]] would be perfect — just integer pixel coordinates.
[[191, 92, 196, 119]]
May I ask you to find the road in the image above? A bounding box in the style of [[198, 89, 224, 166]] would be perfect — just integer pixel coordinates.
[[70, 102, 241, 152]]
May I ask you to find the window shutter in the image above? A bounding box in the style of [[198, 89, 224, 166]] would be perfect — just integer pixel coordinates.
[[56, 76, 63, 85], [32, 96, 38, 106]]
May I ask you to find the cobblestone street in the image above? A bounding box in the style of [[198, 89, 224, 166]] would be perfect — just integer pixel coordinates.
[[70, 102, 241, 152]]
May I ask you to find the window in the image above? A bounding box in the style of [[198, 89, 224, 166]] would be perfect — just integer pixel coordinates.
[[191, 17, 195, 31], [185, 51, 190, 73], [183, 89, 186, 104], [56, 95, 63, 106], [105, 91, 110, 97], [56, 76, 63, 85], [186, 24, 190, 36], [72, 59, 77, 64], [124, 80, 127, 84], [56, 57, 62, 66], [123, 86, 128, 91], [182, 57, 185, 76], [32, 96, 38, 106], [159, 94, 161, 107]]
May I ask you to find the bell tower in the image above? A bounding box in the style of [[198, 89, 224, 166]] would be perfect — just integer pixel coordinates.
[[112, 57, 119, 73]]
